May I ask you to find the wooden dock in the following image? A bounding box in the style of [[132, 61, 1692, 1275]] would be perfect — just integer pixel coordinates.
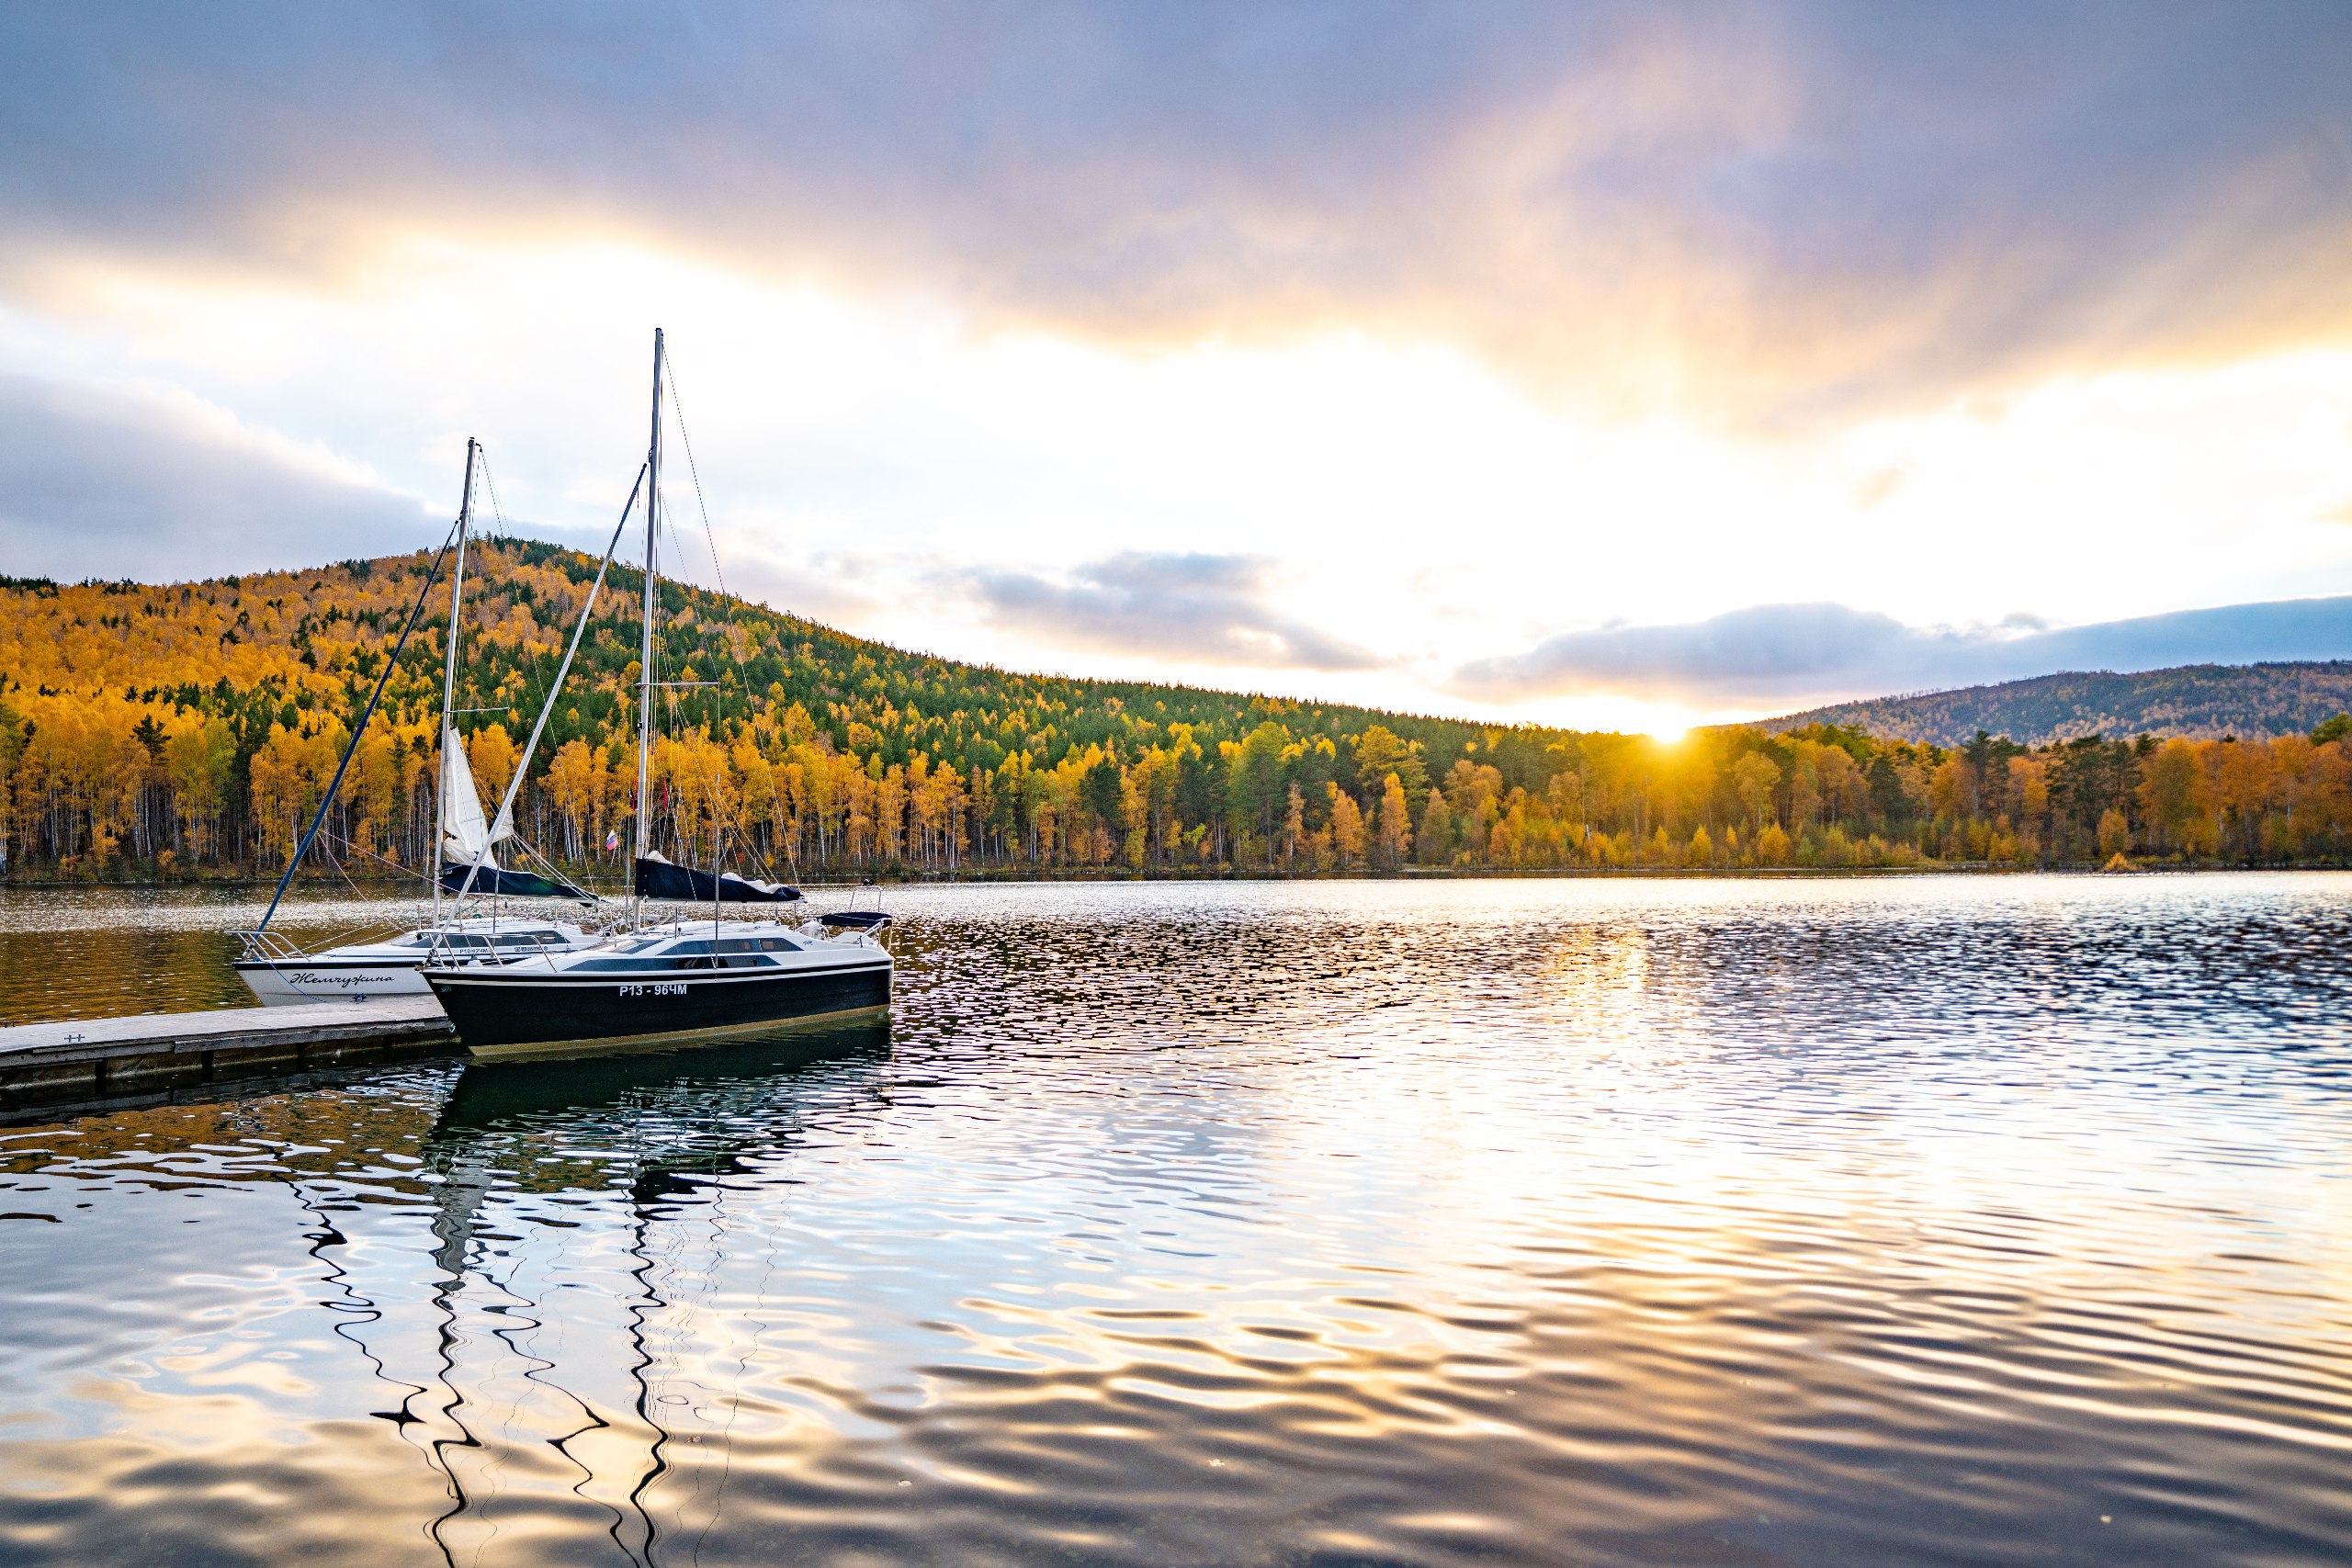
[[0, 997, 456, 1107]]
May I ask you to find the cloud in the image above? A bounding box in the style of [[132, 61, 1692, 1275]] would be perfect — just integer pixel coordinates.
[[1, 5, 2347, 422], [966, 552, 1385, 671], [0, 372, 432, 580], [1451, 596, 2352, 708]]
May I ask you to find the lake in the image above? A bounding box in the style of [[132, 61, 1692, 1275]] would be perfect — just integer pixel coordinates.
[[1, 875, 2348, 1566]]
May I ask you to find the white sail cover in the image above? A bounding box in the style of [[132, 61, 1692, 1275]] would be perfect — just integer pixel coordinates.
[[440, 725, 514, 865]]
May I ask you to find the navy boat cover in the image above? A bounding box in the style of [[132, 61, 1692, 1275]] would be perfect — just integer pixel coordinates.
[[438, 863, 591, 900], [633, 852, 803, 903]]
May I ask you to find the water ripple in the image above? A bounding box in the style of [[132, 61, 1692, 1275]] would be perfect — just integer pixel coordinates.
[[1, 875, 2349, 1564]]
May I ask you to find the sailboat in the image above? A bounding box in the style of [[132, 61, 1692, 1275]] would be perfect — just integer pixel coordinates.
[[233, 440, 598, 1005], [424, 330, 893, 1055]]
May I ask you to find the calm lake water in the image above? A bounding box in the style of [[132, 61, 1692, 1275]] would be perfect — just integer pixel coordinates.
[[1, 875, 2349, 1566]]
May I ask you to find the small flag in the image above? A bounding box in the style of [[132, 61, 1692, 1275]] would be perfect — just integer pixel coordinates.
[[605, 829, 620, 853]]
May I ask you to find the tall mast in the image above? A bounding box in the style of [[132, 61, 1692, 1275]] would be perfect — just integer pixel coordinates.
[[632, 330, 664, 919], [433, 438, 478, 928]]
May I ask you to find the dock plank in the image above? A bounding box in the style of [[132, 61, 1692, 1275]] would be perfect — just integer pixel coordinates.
[[0, 998, 455, 1104], [0, 996, 449, 1058]]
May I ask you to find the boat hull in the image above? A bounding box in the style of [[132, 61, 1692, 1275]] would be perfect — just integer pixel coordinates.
[[235, 959, 434, 1006], [425, 960, 892, 1055]]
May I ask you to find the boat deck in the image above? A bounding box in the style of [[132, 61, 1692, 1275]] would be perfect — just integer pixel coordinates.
[[0, 997, 455, 1112]]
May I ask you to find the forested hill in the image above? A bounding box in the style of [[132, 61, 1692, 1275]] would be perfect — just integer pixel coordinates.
[[9, 543, 2352, 880], [0, 538, 1586, 874], [0, 536, 1550, 794], [1766, 663, 2352, 748]]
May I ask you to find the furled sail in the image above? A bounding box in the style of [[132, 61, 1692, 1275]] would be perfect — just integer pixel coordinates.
[[440, 726, 514, 867], [436, 863, 590, 900], [437, 727, 582, 897], [633, 852, 803, 903]]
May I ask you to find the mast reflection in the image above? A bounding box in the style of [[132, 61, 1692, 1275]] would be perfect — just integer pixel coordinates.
[[403, 1019, 891, 1564]]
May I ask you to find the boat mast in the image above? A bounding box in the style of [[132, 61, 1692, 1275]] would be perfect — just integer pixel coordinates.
[[633, 331, 664, 921], [433, 438, 478, 929]]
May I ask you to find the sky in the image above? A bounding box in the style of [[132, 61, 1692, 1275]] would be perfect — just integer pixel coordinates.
[[3, 2, 2351, 736]]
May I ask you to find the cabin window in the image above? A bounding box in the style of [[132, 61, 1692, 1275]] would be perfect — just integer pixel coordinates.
[[709, 938, 774, 954]]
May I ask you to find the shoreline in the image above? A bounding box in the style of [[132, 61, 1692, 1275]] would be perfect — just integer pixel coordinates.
[[0, 861, 2336, 892]]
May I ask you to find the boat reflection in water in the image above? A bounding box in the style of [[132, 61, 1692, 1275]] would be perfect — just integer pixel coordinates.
[[386, 1015, 894, 1564]]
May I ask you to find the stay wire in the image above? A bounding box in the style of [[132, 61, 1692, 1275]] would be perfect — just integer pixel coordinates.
[[324, 829, 429, 885], [470, 443, 550, 736], [658, 353, 754, 887], [475, 447, 509, 536], [661, 348, 727, 600], [257, 517, 459, 934]]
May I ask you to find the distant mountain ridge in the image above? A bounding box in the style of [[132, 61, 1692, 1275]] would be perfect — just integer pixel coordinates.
[[1766, 661, 2352, 747]]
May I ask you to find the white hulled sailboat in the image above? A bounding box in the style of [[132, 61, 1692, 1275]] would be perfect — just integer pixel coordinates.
[[233, 440, 597, 1004]]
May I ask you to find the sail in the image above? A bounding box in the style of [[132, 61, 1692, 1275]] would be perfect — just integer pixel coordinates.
[[633, 852, 803, 904], [440, 726, 514, 865], [439, 730, 582, 897]]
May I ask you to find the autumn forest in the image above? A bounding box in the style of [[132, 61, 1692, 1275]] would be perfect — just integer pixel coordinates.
[[4, 541, 2350, 888]]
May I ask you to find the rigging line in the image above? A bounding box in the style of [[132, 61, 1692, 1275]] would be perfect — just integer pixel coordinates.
[[472, 444, 565, 750], [659, 361, 755, 886], [514, 834, 621, 908], [661, 684, 694, 864], [261, 864, 417, 957], [323, 828, 429, 883], [476, 447, 508, 536], [654, 510, 729, 749], [649, 362, 750, 887], [448, 463, 646, 909], [318, 836, 365, 899], [662, 348, 727, 600], [662, 683, 737, 884], [661, 364, 748, 897], [257, 518, 459, 936]]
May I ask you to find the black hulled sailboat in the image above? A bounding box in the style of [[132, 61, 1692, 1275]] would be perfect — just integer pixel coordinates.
[[424, 330, 894, 1054]]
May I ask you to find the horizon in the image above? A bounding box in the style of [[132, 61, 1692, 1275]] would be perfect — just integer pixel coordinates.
[[4, 6, 2351, 737]]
